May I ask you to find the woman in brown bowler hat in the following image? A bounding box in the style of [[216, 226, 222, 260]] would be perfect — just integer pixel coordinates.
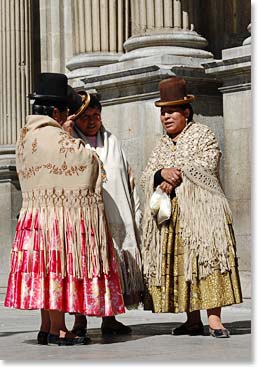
[[140, 76, 242, 338]]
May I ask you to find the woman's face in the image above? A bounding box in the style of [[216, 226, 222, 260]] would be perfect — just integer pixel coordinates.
[[75, 107, 102, 136], [160, 106, 189, 137]]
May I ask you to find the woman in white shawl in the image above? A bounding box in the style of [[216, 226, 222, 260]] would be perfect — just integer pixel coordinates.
[[69, 92, 143, 335]]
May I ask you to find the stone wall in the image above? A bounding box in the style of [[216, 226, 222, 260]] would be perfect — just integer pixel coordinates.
[[0, 0, 251, 299], [203, 42, 251, 298], [0, 146, 21, 288]]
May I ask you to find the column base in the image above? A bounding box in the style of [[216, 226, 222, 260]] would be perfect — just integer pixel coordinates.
[[121, 30, 213, 61], [66, 52, 122, 88]]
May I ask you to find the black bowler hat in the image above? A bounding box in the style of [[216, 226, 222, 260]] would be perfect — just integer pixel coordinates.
[[67, 87, 91, 120], [29, 73, 69, 104]]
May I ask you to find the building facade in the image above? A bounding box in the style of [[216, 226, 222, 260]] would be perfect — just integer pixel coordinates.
[[0, 0, 251, 297]]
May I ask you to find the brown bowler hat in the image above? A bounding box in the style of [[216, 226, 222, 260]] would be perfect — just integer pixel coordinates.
[[155, 77, 195, 107]]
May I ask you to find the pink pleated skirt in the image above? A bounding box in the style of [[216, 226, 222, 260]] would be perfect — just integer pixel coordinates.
[[4, 210, 125, 316]]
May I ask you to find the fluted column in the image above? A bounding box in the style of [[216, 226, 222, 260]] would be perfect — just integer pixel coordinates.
[[67, 0, 129, 86], [40, 0, 74, 73], [0, 0, 33, 145], [120, 0, 213, 61], [0, 0, 34, 288]]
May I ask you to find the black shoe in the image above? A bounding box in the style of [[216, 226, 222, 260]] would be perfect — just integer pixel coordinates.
[[47, 333, 90, 346], [172, 322, 204, 336], [101, 322, 132, 336], [71, 327, 87, 337], [209, 327, 230, 338], [72, 329, 91, 344], [37, 331, 49, 345]]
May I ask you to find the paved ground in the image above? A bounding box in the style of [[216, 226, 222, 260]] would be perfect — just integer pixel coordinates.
[[0, 292, 253, 364]]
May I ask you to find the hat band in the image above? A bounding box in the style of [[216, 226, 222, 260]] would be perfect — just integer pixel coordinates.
[[155, 95, 195, 107], [72, 93, 91, 120]]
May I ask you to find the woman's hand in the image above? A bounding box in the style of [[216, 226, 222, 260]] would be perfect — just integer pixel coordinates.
[[161, 167, 182, 187], [62, 115, 75, 135], [159, 181, 174, 195]]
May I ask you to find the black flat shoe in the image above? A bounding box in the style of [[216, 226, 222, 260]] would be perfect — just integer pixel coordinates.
[[71, 327, 91, 343], [37, 331, 49, 345], [172, 322, 204, 336], [101, 323, 132, 336], [209, 327, 230, 338], [47, 333, 89, 346], [71, 327, 87, 337]]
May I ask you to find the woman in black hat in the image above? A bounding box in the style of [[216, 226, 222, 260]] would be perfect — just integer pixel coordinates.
[[140, 77, 242, 338], [4, 73, 125, 346]]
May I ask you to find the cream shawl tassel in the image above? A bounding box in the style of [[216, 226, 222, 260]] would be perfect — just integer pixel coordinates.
[[176, 169, 234, 282], [141, 173, 166, 287]]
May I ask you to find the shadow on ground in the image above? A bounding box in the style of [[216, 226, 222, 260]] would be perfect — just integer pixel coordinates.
[[0, 330, 37, 337], [128, 320, 251, 337], [1, 320, 250, 346]]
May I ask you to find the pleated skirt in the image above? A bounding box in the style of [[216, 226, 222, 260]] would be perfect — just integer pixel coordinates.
[[4, 210, 125, 316], [144, 198, 243, 313]]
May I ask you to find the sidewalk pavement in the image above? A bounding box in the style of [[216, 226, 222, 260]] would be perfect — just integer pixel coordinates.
[[0, 297, 252, 363]]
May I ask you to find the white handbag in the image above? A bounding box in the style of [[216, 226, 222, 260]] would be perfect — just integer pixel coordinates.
[[149, 186, 172, 225]]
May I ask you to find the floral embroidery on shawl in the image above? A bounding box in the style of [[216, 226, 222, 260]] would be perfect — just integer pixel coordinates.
[[18, 161, 88, 179], [32, 138, 38, 154], [58, 131, 77, 157], [17, 127, 28, 160]]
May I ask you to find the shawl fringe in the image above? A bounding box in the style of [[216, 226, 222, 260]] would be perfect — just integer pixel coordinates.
[[176, 171, 234, 282], [141, 174, 165, 287], [15, 188, 110, 279]]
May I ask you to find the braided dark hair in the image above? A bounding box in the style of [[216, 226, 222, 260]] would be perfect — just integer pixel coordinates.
[[32, 100, 67, 117], [180, 103, 194, 122]]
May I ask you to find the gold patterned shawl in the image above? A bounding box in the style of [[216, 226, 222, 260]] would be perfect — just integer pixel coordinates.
[[16, 115, 110, 279], [140, 121, 234, 284]]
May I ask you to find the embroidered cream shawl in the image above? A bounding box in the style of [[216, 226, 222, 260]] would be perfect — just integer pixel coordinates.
[[16, 115, 110, 279], [140, 121, 234, 284], [73, 125, 144, 300]]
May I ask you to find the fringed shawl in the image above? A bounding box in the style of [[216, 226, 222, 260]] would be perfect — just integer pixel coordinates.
[[16, 115, 110, 279], [140, 121, 234, 284]]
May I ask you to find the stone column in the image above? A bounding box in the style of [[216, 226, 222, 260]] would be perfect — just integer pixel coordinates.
[[40, 0, 74, 73], [66, 0, 130, 87], [0, 0, 33, 145], [0, 0, 35, 288], [120, 0, 213, 61]]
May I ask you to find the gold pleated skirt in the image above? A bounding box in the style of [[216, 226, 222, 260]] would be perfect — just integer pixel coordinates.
[[144, 198, 243, 313]]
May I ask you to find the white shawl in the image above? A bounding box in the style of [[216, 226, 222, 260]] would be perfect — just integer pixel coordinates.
[[73, 125, 144, 300]]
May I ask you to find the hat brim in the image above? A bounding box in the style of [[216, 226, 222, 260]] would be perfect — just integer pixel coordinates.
[[71, 93, 91, 120], [155, 95, 195, 107], [28, 93, 68, 103]]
